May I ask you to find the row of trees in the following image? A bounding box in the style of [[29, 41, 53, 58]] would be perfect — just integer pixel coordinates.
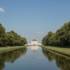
[[42, 22, 70, 47], [0, 23, 27, 46]]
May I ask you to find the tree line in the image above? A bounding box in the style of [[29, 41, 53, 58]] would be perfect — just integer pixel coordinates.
[[0, 23, 27, 46], [42, 21, 70, 47]]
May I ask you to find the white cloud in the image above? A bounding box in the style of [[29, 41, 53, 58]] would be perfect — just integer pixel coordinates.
[[0, 8, 5, 12]]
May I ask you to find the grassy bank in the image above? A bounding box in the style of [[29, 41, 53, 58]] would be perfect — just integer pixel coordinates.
[[44, 46, 70, 56], [0, 46, 26, 53]]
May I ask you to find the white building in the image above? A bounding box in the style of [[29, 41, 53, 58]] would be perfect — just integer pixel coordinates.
[[30, 39, 41, 46], [27, 39, 41, 46], [27, 39, 42, 50], [31, 39, 38, 46]]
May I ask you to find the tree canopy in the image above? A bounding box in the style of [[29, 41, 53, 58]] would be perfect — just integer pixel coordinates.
[[0, 23, 27, 46], [42, 21, 70, 47]]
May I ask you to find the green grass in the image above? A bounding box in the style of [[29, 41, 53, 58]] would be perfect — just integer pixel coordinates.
[[44, 46, 70, 56], [0, 46, 26, 53]]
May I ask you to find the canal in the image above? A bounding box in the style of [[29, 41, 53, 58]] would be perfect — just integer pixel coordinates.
[[0, 46, 70, 70]]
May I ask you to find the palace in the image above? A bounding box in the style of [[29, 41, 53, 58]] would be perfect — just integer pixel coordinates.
[[28, 39, 41, 46]]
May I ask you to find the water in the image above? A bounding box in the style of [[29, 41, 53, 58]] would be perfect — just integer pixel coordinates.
[[0, 46, 70, 70]]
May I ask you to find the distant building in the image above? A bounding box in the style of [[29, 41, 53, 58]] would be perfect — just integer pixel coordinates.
[[31, 39, 38, 46], [27, 39, 41, 46]]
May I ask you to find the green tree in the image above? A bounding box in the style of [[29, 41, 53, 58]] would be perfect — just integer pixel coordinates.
[[0, 23, 27, 46], [42, 21, 70, 47]]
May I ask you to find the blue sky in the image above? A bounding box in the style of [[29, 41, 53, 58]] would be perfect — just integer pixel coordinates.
[[0, 0, 70, 41]]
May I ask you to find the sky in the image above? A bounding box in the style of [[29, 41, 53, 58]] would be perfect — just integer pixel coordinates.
[[0, 0, 70, 42]]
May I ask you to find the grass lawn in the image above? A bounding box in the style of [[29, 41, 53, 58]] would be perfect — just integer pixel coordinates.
[[44, 46, 70, 56], [0, 46, 25, 53]]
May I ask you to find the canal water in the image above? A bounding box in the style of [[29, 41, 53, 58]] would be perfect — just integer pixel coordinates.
[[0, 46, 70, 70]]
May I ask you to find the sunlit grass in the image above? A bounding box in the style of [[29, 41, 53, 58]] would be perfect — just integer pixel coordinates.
[[45, 46, 70, 56], [0, 46, 25, 53]]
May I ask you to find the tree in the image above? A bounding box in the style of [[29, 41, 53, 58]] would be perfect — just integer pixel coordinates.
[[0, 23, 27, 46], [42, 21, 70, 47], [6, 30, 27, 46], [0, 23, 5, 35]]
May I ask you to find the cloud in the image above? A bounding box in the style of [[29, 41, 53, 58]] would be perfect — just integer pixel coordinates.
[[0, 8, 5, 12]]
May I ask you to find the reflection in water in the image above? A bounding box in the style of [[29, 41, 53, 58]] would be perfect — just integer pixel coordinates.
[[42, 48, 70, 70], [0, 47, 27, 70], [30, 45, 39, 51]]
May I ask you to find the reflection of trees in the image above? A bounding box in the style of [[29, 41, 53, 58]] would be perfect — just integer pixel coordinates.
[[0, 47, 27, 70], [42, 48, 54, 61], [42, 48, 70, 70]]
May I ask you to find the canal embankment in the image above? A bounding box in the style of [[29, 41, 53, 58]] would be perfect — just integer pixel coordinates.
[[43, 46, 70, 58], [0, 46, 26, 54]]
